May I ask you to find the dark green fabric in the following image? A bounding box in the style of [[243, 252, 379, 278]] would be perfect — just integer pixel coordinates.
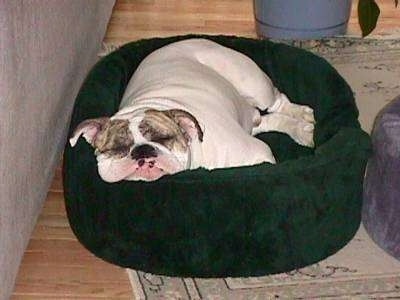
[[63, 35, 371, 278]]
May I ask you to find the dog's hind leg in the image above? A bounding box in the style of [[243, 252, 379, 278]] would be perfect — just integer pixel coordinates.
[[182, 40, 315, 122], [172, 38, 316, 131], [252, 112, 315, 148]]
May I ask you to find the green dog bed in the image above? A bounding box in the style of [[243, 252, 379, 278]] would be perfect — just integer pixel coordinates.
[[63, 35, 371, 278]]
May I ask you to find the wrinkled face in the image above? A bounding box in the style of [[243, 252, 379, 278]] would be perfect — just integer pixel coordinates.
[[69, 109, 203, 182]]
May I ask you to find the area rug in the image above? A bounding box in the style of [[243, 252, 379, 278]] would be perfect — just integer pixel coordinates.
[[100, 37, 400, 299], [127, 226, 400, 299]]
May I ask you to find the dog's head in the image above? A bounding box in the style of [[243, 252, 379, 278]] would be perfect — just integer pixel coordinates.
[[69, 109, 203, 182]]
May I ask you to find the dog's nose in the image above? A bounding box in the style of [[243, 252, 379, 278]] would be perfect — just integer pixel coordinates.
[[131, 144, 157, 160]]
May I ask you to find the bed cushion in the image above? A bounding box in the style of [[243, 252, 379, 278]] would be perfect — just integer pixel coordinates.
[[63, 35, 371, 278]]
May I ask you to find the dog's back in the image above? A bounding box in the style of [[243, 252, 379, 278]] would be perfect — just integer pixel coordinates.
[[120, 39, 276, 169]]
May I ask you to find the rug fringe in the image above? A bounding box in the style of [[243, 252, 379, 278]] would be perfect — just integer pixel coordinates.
[[126, 269, 146, 300]]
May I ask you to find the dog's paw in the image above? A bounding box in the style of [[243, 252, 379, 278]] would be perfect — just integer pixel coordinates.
[[284, 103, 315, 125], [253, 111, 315, 148], [293, 121, 315, 148], [299, 106, 315, 124], [270, 94, 315, 124]]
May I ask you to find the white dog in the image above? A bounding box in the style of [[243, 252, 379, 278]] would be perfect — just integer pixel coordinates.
[[70, 39, 315, 182]]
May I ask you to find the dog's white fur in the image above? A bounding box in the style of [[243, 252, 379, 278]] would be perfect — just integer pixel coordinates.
[[70, 39, 314, 182]]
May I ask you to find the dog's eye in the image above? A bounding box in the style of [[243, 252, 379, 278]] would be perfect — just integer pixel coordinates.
[[112, 145, 131, 154], [96, 145, 131, 157], [152, 134, 174, 144]]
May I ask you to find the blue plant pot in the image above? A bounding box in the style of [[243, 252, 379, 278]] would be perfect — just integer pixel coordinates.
[[254, 0, 352, 39]]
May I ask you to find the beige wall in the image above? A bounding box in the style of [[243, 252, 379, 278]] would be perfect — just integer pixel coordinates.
[[0, 1, 115, 299]]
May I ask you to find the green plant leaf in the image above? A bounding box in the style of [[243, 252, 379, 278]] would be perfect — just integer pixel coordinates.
[[358, 0, 381, 37]]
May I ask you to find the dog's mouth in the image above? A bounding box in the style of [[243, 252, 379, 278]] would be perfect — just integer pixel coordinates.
[[97, 151, 185, 182], [131, 158, 166, 181], [127, 155, 183, 181]]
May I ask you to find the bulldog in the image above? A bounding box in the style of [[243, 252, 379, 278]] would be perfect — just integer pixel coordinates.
[[70, 39, 315, 182]]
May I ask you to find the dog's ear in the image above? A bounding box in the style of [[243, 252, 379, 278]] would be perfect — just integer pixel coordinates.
[[164, 109, 204, 143], [69, 117, 110, 147]]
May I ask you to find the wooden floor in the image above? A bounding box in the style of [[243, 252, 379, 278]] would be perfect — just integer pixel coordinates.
[[12, 0, 400, 299], [104, 0, 400, 44], [11, 165, 132, 300]]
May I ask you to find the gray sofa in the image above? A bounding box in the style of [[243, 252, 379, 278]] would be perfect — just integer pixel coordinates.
[[0, 1, 115, 298]]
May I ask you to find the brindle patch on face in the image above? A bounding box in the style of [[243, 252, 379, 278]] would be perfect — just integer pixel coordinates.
[[94, 119, 134, 157], [139, 110, 188, 152]]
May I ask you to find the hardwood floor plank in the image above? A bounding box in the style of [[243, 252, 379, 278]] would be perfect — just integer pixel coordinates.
[[12, 280, 131, 299], [40, 199, 67, 217], [26, 239, 90, 252], [19, 250, 103, 267], [17, 265, 128, 283], [14, 261, 131, 298], [12, 296, 129, 300], [30, 225, 76, 240], [36, 214, 69, 227], [48, 165, 63, 193]]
